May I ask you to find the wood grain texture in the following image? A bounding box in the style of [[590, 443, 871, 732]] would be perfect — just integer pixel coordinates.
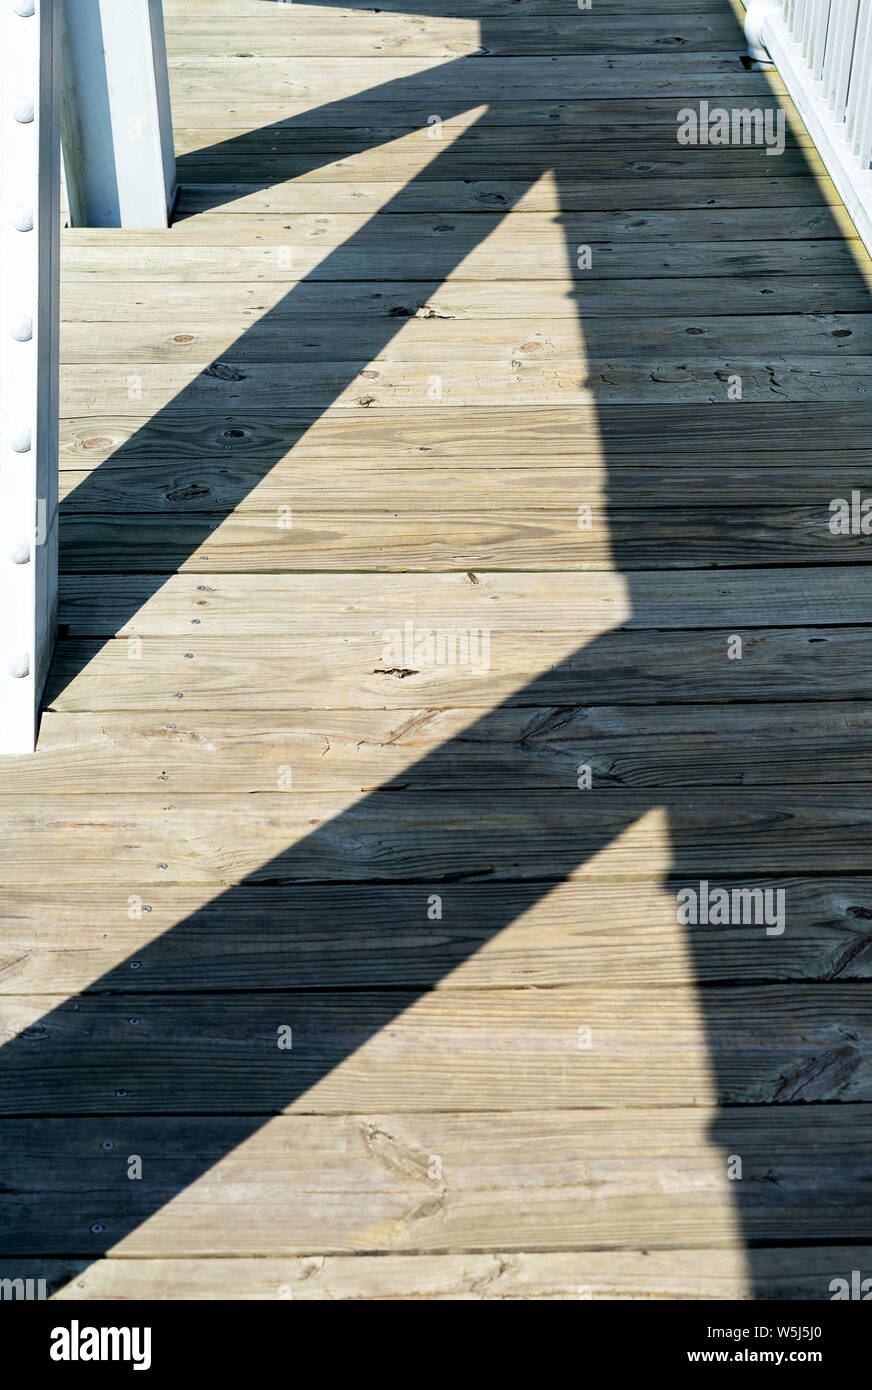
[[57, 359, 872, 408], [57, 462, 872, 511], [60, 239, 860, 284], [56, 404, 872, 466], [40, 629, 872, 710], [161, 14, 747, 59], [171, 148, 822, 183], [23, 1247, 872, 1300], [163, 56, 781, 105], [171, 100, 806, 133], [171, 129, 816, 161], [163, 0, 737, 16], [3, 877, 870, 995], [168, 96, 806, 135], [7, 703, 872, 794], [60, 276, 872, 322], [171, 178, 845, 215], [1, 1109, 868, 1256], [60, 312, 872, 363], [2, 790, 872, 882], [2, 984, 871, 1113], [68, 211, 841, 248], [54, 566, 872, 634], [53, 506, 872, 570], [19, 0, 872, 1291]]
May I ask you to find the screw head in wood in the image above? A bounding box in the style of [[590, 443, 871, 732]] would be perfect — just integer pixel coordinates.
[[10, 314, 32, 341]]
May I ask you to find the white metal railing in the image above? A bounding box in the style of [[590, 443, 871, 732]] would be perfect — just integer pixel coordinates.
[[0, 1, 175, 755], [745, 1, 872, 253], [0, 0, 61, 755], [788, 0, 872, 167]]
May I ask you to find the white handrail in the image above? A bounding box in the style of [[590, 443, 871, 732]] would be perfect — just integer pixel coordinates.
[[746, 1, 872, 254], [0, 0, 61, 755]]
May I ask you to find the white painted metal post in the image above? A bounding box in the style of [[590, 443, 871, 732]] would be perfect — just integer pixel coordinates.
[[0, 0, 61, 755], [60, 0, 176, 227]]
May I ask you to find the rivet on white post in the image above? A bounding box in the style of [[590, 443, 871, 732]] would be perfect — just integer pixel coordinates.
[[10, 426, 31, 452], [12, 94, 34, 123]]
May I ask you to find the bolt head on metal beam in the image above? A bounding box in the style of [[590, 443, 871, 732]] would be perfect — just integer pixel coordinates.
[[12, 93, 34, 122], [9, 425, 31, 452]]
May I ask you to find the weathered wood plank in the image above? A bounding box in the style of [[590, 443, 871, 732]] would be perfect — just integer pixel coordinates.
[[173, 126, 815, 157], [161, 14, 746, 59], [67, 211, 843, 247], [43, 629, 872, 710], [172, 149, 823, 184], [62, 277, 872, 325], [163, 0, 735, 17], [173, 124, 814, 154], [1, 1109, 868, 1254], [56, 358, 872, 409], [168, 86, 793, 122], [163, 56, 777, 106], [23, 1247, 872, 1300], [56, 405, 872, 466], [173, 149, 822, 182], [59, 312, 872, 364], [54, 567, 872, 635], [3, 789, 872, 881], [57, 463, 872, 511], [53, 505, 872, 570], [2, 985, 871, 1112], [169, 98, 804, 135], [60, 239, 859, 284], [7, 704, 872, 794], [174, 152, 824, 187], [2, 875, 869, 995], [173, 177, 841, 215]]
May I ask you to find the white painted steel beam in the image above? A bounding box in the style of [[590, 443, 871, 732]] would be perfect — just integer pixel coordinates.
[[0, 0, 61, 754], [60, 0, 176, 228]]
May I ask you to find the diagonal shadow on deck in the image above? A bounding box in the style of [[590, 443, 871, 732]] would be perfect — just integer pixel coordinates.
[[3, 0, 872, 1296]]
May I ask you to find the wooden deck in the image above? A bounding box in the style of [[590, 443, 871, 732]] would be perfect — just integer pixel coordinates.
[[2, 0, 872, 1299]]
